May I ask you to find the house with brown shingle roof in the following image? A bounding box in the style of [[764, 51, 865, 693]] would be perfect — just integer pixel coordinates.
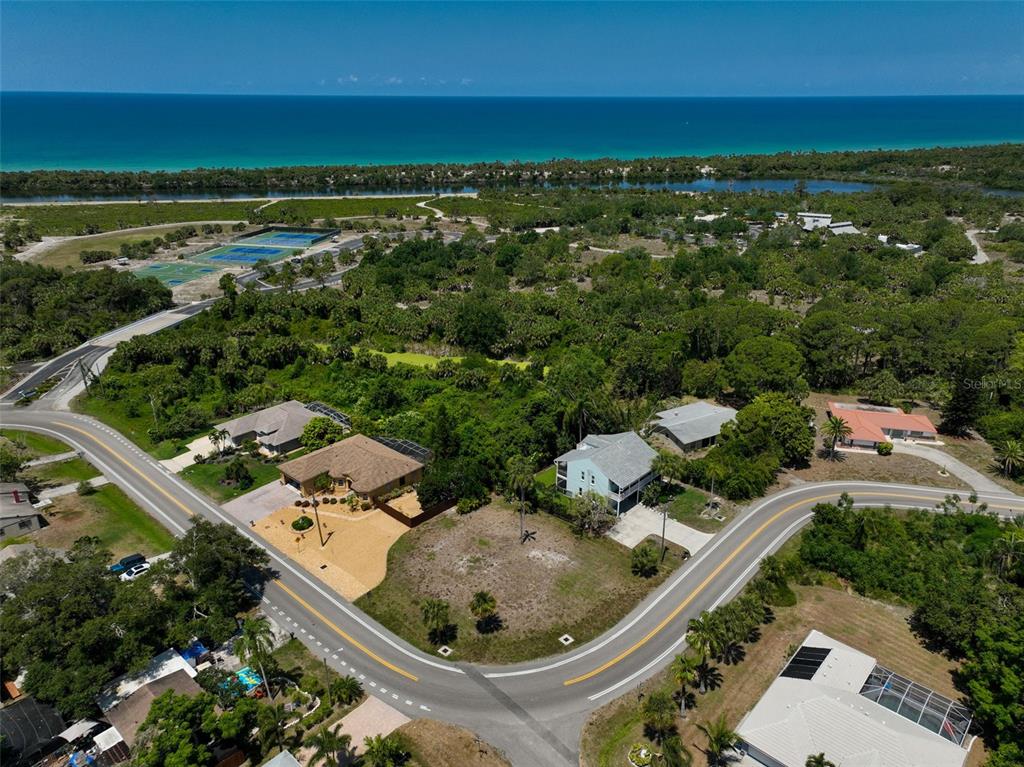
[[278, 434, 425, 499]]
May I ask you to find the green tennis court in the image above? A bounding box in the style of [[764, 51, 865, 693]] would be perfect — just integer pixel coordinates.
[[133, 262, 221, 286]]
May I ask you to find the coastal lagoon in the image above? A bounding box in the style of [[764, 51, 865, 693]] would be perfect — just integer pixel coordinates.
[[3, 92, 1022, 172]]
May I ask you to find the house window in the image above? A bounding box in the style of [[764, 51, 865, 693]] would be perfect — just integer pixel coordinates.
[[580, 470, 585, 480], [590, 475, 595, 485]]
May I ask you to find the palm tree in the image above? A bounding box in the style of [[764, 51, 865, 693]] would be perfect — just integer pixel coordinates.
[[697, 715, 740, 767], [257, 702, 287, 753], [642, 689, 677, 742], [686, 612, 720, 686], [669, 653, 700, 717], [990, 530, 1024, 578], [362, 733, 406, 767], [506, 453, 536, 543], [306, 725, 352, 767], [805, 754, 837, 767], [821, 415, 852, 457], [236, 616, 275, 699], [704, 459, 727, 499], [208, 428, 223, 455], [328, 675, 363, 706], [996, 439, 1024, 478], [469, 590, 498, 632], [420, 598, 450, 644]]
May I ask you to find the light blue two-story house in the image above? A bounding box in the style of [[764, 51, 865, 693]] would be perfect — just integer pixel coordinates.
[[554, 431, 657, 514]]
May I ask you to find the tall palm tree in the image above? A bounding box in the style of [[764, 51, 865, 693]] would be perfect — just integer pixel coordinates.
[[362, 734, 406, 767], [669, 653, 700, 717], [821, 415, 852, 457], [805, 754, 837, 767], [328, 675, 363, 706], [420, 598, 450, 644], [506, 453, 536, 543], [236, 616, 275, 700], [990, 530, 1024, 578], [686, 612, 720, 686], [306, 725, 352, 767], [697, 715, 740, 767], [257, 702, 287, 753], [996, 439, 1024, 478]]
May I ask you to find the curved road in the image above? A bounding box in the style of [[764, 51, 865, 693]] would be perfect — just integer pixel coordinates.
[[4, 323, 1023, 764]]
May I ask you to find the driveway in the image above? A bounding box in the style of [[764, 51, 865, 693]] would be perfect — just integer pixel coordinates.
[[609, 504, 715, 555], [160, 435, 214, 473], [222, 480, 299, 525], [892, 441, 1010, 495]]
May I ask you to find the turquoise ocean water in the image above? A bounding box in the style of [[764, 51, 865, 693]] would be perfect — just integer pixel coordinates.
[[1, 92, 1022, 172]]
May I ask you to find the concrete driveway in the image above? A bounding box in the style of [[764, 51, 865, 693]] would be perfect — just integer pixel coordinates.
[[222, 480, 299, 525], [609, 504, 715, 555]]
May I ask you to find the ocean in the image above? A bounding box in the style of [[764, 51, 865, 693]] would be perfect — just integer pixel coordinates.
[[2, 92, 1022, 172]]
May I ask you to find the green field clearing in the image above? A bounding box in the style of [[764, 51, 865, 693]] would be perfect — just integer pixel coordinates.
[[28, 457, 101, 486], [181, 458, 282, 502], [30, 225, 218, 269], [3, 201, 260, 236], [664, 487, 713, 528], [261, 196, 433, 220], [534, 464, 556, 486], [0, 429, 69, 457], [35, 485, 176, 557], [353, 346, 531, 370]]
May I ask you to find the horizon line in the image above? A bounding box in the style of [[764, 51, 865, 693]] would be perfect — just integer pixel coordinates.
[[4, 89, 1024, 100]]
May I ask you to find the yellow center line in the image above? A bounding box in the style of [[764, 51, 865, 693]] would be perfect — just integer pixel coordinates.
[[563, 491, 946, 686], [57, 422, 419, 683], [273, 580, 419, 682]]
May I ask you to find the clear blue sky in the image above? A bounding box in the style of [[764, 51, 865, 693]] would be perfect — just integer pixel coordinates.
[[3, 1, 1022, 97]]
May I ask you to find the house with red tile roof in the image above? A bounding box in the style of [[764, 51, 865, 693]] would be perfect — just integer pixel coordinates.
[[827, 402, 938, 448]]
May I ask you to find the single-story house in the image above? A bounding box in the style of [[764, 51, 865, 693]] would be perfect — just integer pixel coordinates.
[[96, 648, 197, 714], [554, 432, 657, 514], [278, 434, 425, 499], [737, 630, 972, 767], [652, 401, 738, 451], [0, 482, 43, 539], [217, 400, 349, 456], [827, 401, 938, 448], [103, 670, 203, 747], [878, 235, 924, 256], [799, 212, 832, 231]]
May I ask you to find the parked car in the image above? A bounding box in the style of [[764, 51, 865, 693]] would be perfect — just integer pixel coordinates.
[[119, 562, 151, 582], [109, 553, 146, 574]]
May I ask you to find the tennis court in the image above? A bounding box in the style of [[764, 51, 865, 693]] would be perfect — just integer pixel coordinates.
[[239, 229, 328, 247], [133, 262, 220, 286], [194, 244, 298, 265]]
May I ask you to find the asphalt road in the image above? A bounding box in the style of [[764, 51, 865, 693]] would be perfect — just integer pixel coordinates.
[[6, 407, 1024, 765]]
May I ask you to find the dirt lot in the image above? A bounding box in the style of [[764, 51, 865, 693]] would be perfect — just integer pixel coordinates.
[[396, 719, 512, 767], [356, 502, 681, 663], [253, 503, 408, 600], [580, 584, 984, 767]]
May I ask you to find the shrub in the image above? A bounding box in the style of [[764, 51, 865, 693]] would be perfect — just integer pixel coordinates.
[[299, 673, 325, 697], [631, 543, 660, 578], [456, 495, 487, 515], [876, 441, 894, 456], [292, 515, 314, 531], [76, 480, 96, 496]]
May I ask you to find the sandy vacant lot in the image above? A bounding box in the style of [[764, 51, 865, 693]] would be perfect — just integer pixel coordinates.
[[254, 504, 408, 600], [397, 719, 512, 767]]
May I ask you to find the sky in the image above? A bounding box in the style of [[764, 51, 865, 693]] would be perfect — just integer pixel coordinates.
[[2, 1, 1022, 97]]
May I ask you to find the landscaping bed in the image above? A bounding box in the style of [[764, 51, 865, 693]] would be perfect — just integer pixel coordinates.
[[355, 502, 679, 664], [181, 457, 282, 502]]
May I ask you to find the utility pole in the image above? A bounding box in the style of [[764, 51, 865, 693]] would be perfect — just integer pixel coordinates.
[[76, 358, 92, 395], [660, 503, 668, 561], [311, 493, 326, 547]]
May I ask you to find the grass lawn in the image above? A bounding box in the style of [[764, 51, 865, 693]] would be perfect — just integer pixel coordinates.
[[181, 458, 281, 503], [3, 201, 259, 237], [27, 456, 101, 487], [534, 464, 556, 486], [0, 429, 69, 457], [35, 485, 175, 557], [30, 224, 217, 269], [356, 502, 680, 664], [74, 394, 188, 459], [580, 583, 976, 767], [662, 487, 732, 533]]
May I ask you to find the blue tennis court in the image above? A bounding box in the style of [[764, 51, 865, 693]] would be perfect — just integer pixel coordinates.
[[196, 245, 296, 264], [240, 230, 326, 247]]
